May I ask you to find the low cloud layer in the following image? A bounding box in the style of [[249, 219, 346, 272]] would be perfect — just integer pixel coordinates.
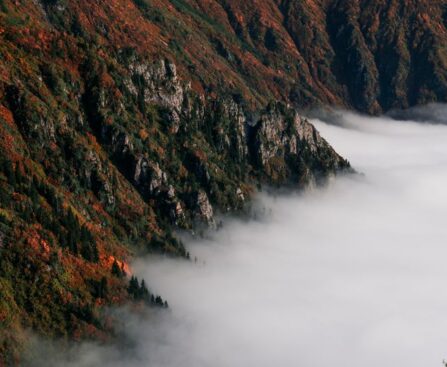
[[29, 108, 447, 367], [388, 103, 447, 124]]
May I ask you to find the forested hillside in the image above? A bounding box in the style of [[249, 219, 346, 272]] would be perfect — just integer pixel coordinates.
[[1, 0, 445, 363]]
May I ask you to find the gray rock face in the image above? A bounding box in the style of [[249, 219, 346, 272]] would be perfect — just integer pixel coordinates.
[[195, 190, 215, 227], [210, 99, 248, 162], [134, 156, 167, 195], [171, 201, 185, 224], [122, 62, 347, 224], [112, 132, 134, 156], [101, 180, 116, 207], [256, 108, 326, 162], [160, 185, 186, 226], [82, 150, 116, 208], [84, 58, 349, 228], [127, 59, 189, 133], [249, 102, 349, 183], [140, 60, 185, 112], [236, 188, 245, 202], [256, 109, 289, 168]]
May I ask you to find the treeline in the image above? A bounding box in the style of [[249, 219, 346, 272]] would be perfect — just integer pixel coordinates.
[[128, 275, 169, 308]]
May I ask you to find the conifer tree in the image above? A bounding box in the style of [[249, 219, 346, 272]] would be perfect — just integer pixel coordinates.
[[111, 260, 122, 277], [4, 161, 15, 186]]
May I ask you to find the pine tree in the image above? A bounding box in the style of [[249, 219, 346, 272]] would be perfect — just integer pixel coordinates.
[[4, 161, 15, 186], [128, 276, 140, 298], [155, 296, 163, 306], [139, 279, 150, 301], [0, 187, 11, 206], [111, 260, 122, 277], [29, 183, 39, 206], [68, 235, 78, 254], [98, 276, 108, 298], [80, 236, 99, 262], [14, 165, 24, 185]]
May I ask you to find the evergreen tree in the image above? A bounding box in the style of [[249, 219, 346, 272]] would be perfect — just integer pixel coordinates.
[[68, 235, 78, 254], [0, 187, 11, 206], [81, 241, 99, 262], [4, 161, 15, 186], [128, 276, 140, 298], [155, 296, 163, 306], [29, 183, 39, 206], [139, 279, 150, 300], [111, 260, 122, 277], [98, 276, 108, 298], [14, 166, 24, 185]]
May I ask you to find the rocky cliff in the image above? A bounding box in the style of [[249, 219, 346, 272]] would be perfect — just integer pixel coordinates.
[[0, 26, 347, 364]]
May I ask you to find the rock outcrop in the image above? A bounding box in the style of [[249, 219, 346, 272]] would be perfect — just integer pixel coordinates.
[[249, 102, 348, 184], [2, 0, 417, 361], [78, 53, 349, 228], [0, 41, 350, 358], [194, 190, 216, 227]]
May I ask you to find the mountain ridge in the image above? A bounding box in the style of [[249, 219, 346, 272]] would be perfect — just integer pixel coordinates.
[[0, 0, 445, 363], [3, 0, 447, 113]]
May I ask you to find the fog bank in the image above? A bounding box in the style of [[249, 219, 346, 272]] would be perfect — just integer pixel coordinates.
[[32, 109, 447, 366]]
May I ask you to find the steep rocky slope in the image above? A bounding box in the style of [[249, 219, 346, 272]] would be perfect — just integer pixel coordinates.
[[0, 0, 444, 362], [2, 1, 447, 114], [0, 1, 352, 361]]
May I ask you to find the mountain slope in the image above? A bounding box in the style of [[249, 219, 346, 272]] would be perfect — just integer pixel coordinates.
[[0, 0, 444, 362], [0, 0, 352, 362], [3, 0, 447, 114]]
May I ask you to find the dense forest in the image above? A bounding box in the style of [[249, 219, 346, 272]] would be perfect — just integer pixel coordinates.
[[1, 0, 446, 363]]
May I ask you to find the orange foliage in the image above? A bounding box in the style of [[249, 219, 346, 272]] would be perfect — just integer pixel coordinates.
[[0, 107, 13, 128], [12, 192, 25, 202], [0, 127, 21, 161], [25, 227, 51, 260], [99, 72, 115, 88], [178, 164, 188, 178], [92, 201, 108, 218], [139, 128, 149, 141], [86, 132, 103, 152], [193, 149, 208, 162], [102, 255, 131, 276]]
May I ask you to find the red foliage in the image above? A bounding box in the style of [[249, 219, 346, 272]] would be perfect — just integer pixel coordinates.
[[102, 255, 131, 276], [0, 105, 14, 127], [24, 226, 52, 260]]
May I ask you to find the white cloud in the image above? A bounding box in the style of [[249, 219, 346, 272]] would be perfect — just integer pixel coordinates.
[[29, 108, 447, 367]]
